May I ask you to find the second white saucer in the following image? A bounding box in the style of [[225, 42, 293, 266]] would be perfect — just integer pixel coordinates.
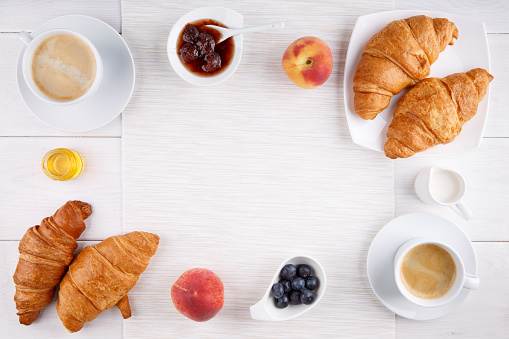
[[16, 15, 135, 132], [367, 212, 478, 320]]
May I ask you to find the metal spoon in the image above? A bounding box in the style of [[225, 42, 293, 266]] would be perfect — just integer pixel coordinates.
[[204, 22, 284, 44]]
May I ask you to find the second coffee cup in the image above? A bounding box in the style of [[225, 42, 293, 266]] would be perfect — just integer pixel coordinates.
[[394, 238, 479, 308], [19, 28, 103, 105]]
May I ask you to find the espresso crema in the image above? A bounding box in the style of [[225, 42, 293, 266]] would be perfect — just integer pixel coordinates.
[[401, 244, 457, 299], [31, 34, 96, 101]]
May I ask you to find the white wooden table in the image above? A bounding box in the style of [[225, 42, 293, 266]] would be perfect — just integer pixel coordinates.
[[1, 0, 508, 338]]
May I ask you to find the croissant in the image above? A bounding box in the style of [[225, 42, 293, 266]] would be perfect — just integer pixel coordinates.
[[353, 15, 459, 120], [384, 68, 493, 159], [57, 231, 159, 333], [13, 201, 92, 325]]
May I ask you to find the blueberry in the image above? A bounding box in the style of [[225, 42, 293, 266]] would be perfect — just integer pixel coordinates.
[[289, 290, 301, 305], [182, 25, 199, 43], [291, 277, 305, 291], [281, 264, 297, 280], [306, 276, 319, 290], [297, 264, 312, 279], [300, 289, 316, 305], [275, 294, 289, 309], [272, 283, 284, 299], [280, 280, 292, 293]]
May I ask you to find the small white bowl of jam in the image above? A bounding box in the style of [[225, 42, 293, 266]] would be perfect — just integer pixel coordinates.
[[167, 6, 243, 86]]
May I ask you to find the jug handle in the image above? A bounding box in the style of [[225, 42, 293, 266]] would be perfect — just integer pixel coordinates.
[[450, 201, 473, 220]]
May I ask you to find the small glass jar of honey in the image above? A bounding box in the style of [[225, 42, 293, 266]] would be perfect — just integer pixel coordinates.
[[42, 148, 83, 181]]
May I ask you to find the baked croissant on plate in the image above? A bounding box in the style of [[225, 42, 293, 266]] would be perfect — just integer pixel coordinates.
[[384, 68, 493, 159], [13, 201, 91, 325], [57, 231, 159, 333], [353, 15, 458, 120]]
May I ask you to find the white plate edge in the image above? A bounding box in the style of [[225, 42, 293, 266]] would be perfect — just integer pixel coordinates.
[[16, 15, 136, 133]]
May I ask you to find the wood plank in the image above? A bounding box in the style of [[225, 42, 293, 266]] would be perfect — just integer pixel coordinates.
[[0, 34, 121, 137], [396, 242, 509, 338], [122, 0, 395, 337], [395, 0, 509, 33], [484, 34, 509, 137], [395, 138, 509, 241], [0, 241, 123, 338], [0, 0, 121, 33], [0, 137, 122, 241]]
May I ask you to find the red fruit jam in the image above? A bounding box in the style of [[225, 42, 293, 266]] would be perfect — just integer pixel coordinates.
[[177, 19, 235, 76]]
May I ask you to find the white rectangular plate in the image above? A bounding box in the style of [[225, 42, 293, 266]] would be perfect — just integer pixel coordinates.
[[343, 10, 491, 156]]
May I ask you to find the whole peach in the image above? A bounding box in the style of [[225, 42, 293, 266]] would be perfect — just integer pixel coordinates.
[[171, 268, 224, 322], [282, 36, 333, 89]]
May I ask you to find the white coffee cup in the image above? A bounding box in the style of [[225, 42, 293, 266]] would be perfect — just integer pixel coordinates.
[[414, 166, 473, 220], [19, 29, 103, 105], [394, 238, 479, 308]]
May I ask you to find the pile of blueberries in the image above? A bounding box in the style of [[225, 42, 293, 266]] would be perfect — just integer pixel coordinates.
[[272, 264, 319, 309], [179, 25, 222, 73]]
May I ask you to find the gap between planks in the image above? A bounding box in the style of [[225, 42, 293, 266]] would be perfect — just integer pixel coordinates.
[[0, 136, 121, 139]]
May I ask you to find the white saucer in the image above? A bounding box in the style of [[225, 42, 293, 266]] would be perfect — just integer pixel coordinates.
[[367, 212, 478, 320], [16, 15, 135, 132]]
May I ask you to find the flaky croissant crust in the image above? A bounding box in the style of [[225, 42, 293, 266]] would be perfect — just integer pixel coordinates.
[[13, 201, 91, 325], [384, 68, 493, 159], [57, 231, 159, 333], [353, 15, 459, 120]]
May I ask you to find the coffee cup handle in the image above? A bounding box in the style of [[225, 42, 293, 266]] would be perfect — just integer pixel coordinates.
[[450, 201, 473, 220], [18, 31, 33, 45], [464, 273, 480, 290]]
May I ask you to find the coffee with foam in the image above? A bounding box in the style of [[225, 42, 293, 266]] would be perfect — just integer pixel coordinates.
[[31, 34, 96, 102], [400, 243, 457, 299]]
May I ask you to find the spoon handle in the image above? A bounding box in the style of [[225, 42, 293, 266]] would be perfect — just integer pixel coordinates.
[[227, 22, 284, 37]]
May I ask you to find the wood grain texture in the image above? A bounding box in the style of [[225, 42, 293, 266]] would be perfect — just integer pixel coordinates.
[[0, 34, 121, 137], [0, 241, 123, 338], [484, 34, 509, 137], [395, 0, 509, 33], [396, 242, 509, 338], [0, 0, 121, 33], [0, 137, 122, 241], [394, 138, 509, 241], [122, 0, 395, 337], [0, 0, 507, 337]]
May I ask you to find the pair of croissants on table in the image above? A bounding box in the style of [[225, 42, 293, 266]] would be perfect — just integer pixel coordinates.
[[13, 201, 159, 333], [353, 15, 494, 159]]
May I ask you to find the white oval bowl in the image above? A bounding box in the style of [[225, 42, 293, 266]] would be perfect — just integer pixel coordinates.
[[167, 6, 243, 86], [250, 255, 327, 321]]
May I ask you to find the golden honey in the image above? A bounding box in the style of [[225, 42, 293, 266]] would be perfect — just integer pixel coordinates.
[[42, 148, 83, 181]]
